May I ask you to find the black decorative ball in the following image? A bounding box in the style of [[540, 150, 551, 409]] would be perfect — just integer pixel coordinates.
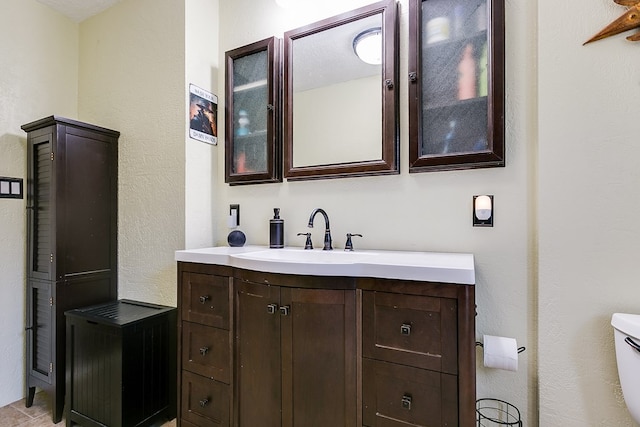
[[227, 230, 246, 247]]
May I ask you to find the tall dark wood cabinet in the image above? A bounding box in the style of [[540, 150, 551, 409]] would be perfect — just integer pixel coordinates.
[[21, 116, 119, 423]]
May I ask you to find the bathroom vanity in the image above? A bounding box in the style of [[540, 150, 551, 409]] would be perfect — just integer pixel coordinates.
[[175, 247, 476, 427]]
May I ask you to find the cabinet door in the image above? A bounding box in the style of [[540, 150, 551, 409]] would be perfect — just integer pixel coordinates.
[[26, 279, 53, 385], [225, 37, 281, 185], [234, 280, 282, 427], [280, 288, 357, 427], [58, 125, 116, 279], [27, 133, 54, 281], [408, 0, 505, 171]]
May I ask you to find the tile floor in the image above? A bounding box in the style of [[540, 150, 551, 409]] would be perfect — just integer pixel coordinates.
[[0, 392, 177, 427]]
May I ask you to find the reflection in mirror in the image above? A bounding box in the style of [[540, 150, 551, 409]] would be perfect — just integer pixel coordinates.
[[292, 14, 382, 168], [284, 0, 398, 180]]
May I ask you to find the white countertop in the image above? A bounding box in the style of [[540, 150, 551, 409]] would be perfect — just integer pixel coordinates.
[[175, 246, 475, 285]]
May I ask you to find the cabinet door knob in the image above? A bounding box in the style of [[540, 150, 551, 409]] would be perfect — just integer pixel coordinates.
[[267, 303, 278, 314], [409, 71, 418, 82], [199, 347, 209, 356], [199, 398, 209, 408], [280, 305, 290, 316], [199, 295, 210, 304], [401, 394, 412, 410], [400, 323, 411, 336]]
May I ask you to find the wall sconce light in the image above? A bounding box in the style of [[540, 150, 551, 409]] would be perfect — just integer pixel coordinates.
[[353, 27, 382, 65], [473, 195, 493, 227], [0, 177, 23, 199]]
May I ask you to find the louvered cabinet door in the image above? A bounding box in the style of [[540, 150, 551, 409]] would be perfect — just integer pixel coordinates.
[[27, 134, 54, 281], [25, 279, 53, 385]]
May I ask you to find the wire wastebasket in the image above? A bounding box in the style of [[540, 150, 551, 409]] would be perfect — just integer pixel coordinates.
[[476, 398, 522, 426]]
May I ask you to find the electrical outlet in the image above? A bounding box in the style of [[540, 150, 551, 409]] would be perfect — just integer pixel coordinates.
[[229, 204, 240, 227]]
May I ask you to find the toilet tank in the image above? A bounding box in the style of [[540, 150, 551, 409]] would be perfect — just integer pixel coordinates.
[[612, 313, 640, 424]]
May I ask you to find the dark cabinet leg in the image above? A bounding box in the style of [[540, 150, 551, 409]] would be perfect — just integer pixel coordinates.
[[25, 387, 35, 408], [52, 393, 63, 424]]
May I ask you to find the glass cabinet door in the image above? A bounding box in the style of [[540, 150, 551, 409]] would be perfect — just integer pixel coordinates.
[[225, 37, 281, 184], [408, 0, 504, 172]]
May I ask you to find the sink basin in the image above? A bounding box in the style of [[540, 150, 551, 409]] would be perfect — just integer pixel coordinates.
[[232, 248, 377, 264], [231, 248, 377, 277], [175, 246, 475, 284]]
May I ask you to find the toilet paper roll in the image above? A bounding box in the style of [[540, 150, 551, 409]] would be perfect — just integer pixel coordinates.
[[483, 335, 518, 371]]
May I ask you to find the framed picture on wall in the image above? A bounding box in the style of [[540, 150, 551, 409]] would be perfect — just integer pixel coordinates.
[[189, 83, 218, 145]]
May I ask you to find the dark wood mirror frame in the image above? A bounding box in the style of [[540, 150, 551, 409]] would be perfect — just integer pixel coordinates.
[[283, 0, 399, 181], [408, 0, 505, 172]]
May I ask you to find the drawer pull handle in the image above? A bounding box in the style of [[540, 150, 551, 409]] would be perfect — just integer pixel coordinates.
[[401, 394, 412, 410], [267, 303, 278, 314], [199, 398, 209, 408], [199, 347, 209, 356], [400, 323, 411, 336], [199, 295, 210, 304], [280, 305, 290, 316]]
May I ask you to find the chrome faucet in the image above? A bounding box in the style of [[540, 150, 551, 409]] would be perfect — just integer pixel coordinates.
[[308, 208, 332, 250]]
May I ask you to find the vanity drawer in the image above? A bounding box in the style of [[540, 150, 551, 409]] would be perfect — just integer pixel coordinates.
[[362, 359, 458, 427], [181, 272, 231, 329], [182, 321, 230, 384], [363, 291, 458, 373], [181, 370, 230, 427]]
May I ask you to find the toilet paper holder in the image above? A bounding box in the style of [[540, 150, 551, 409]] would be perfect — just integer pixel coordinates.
[[475, 341, 526, 354]]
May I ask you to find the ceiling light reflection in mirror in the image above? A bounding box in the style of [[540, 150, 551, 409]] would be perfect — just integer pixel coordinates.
[[353, 27, 382, 65]]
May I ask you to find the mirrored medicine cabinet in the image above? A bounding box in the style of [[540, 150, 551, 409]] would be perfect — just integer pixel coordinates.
[[225, 37, 281, 185], [283, 0, 399, 180], [224, 0, 504, 184], [408, 0, 505, 171]]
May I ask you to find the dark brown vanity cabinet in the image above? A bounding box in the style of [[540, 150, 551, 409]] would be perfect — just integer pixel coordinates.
[[22, 116, 119, 423], [177, 262, 475, 427], [225, 37, 281, 185], [234, 274, 357, 427], [408, 0, 505, 172]]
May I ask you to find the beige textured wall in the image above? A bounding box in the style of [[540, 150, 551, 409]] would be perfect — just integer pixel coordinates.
[[78, 0, 185, 306], [0, 0, 78, 407], [538, 0, 640, 425], [185, 0, 220, 250]]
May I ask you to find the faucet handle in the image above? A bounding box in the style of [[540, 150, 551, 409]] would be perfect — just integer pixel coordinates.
[[297, 232, 313, 250], [344, 233, 362, 251]]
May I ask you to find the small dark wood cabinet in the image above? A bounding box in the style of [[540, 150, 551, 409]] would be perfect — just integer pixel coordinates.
[[22, 116, 119, 423], [408, 0, 505, 172], [65, 300, 177, 427], [225, 37, 281, 185], [177, 262, 475, 427]]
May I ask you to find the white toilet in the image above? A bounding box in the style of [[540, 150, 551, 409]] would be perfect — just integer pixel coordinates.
[[612, 313, 640, 424]]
